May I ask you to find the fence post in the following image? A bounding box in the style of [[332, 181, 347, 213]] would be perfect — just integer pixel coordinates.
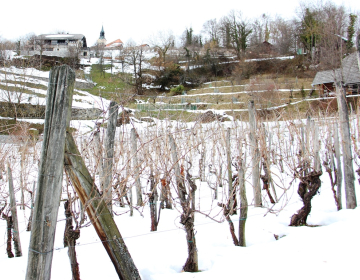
[[131, 128, 143, 206], [8, 165, 22, 257], [248, 100, 262, 207], [336, 84, 357, 209], [103, 101, 119, 212], [26, 65, 75, 280]]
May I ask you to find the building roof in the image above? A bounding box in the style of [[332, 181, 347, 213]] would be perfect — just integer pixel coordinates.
[[37, 34, 86, 40], [312, 69, 342, 86], [342, 52, 360, 85], [105, 39, 123, 48], [312, 52, 360, 86]]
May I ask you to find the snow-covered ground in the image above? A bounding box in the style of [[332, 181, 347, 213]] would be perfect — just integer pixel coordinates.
[[0, 66, 110, 110], [0, 116, 359, 280]]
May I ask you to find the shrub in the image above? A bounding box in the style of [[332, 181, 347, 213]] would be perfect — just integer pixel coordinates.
[[170, 85, 185, 96]]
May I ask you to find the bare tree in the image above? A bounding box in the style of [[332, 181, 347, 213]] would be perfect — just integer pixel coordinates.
[[121, 40, 148, 95]]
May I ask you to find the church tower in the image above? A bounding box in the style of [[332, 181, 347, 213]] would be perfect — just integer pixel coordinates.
[[97, 25, 107, 45]]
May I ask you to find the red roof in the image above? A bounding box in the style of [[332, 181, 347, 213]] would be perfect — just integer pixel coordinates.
[[105, 39, 123, 48]]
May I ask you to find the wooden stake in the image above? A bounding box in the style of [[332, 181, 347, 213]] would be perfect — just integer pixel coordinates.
[[8, 165, 22, 257], [26, 65, 75, 280], [64, 131, 141, 280]]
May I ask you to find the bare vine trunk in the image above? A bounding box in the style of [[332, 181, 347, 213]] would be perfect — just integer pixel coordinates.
[[169, 134, 198, 272], [2, 213, 14, 258], [289, 171, 322, 226], [64, 200, 80, 280]]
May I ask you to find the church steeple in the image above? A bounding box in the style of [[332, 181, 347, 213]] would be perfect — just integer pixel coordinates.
[[97, 25, 107, 45], [99, 25, 105, 40]]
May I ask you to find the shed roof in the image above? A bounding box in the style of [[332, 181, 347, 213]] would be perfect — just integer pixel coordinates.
[[312, 69, 342, 86], [312, 52, 360, 86], [37, 34, 86, 40], [342, 52, 360, 85]]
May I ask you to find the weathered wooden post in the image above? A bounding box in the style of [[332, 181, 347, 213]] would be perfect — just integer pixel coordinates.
[[314, 125, 321, 172], [248, 100, 262, 207], [103, 101, 119, 212], [27, 181, 36, 231], [336, 83, 357, 209], [64, 131, 141, 280], [26, 65, 75, 280], [8, 165, 22, 257], [238, 152, 247, 247], [131, 128, 143, 206], [226, 128, 236, 214], [93, 122, 104, 189], [334, 123, 343, 210]]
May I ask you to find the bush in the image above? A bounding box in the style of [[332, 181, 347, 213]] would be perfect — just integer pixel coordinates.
[[170, 85, 185, 96]]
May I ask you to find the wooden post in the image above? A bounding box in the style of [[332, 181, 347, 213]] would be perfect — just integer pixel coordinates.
[[64, 131, 141, 280], [226, 128, 236, 214], [93, 123, 104, 191], [334, 123, 343, 210], [131, 128, 143, 206], [238, 154, 247, 247], [336, 84, 357, 209], [26, 65, 75, 280], [248, 100, 262, 207], [8, 165, 22, 257], [103, 101, 119, 212], [314, 125, 321, 172], [27, 181, 36, 231]]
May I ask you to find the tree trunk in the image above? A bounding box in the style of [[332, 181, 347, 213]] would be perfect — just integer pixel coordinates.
[[336, 84, 357, 209], [131, 128, 143, 206], [103, 101, 119, 212], [26, 65, 75, 280], [8, 165, 22, 257], [64, 131, 141, 280], [248, 100, 262, 207]]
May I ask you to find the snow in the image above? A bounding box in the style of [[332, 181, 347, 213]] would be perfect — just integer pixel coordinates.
[[0, 116, 359, 280], [0, 66, 109, 110]]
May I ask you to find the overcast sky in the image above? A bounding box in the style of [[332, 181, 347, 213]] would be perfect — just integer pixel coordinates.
[[0, 0, 359, 46]]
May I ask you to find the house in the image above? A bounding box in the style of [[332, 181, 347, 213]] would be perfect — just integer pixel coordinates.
[[312, 52, 360, 96], [23, 34, 89, 58]]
